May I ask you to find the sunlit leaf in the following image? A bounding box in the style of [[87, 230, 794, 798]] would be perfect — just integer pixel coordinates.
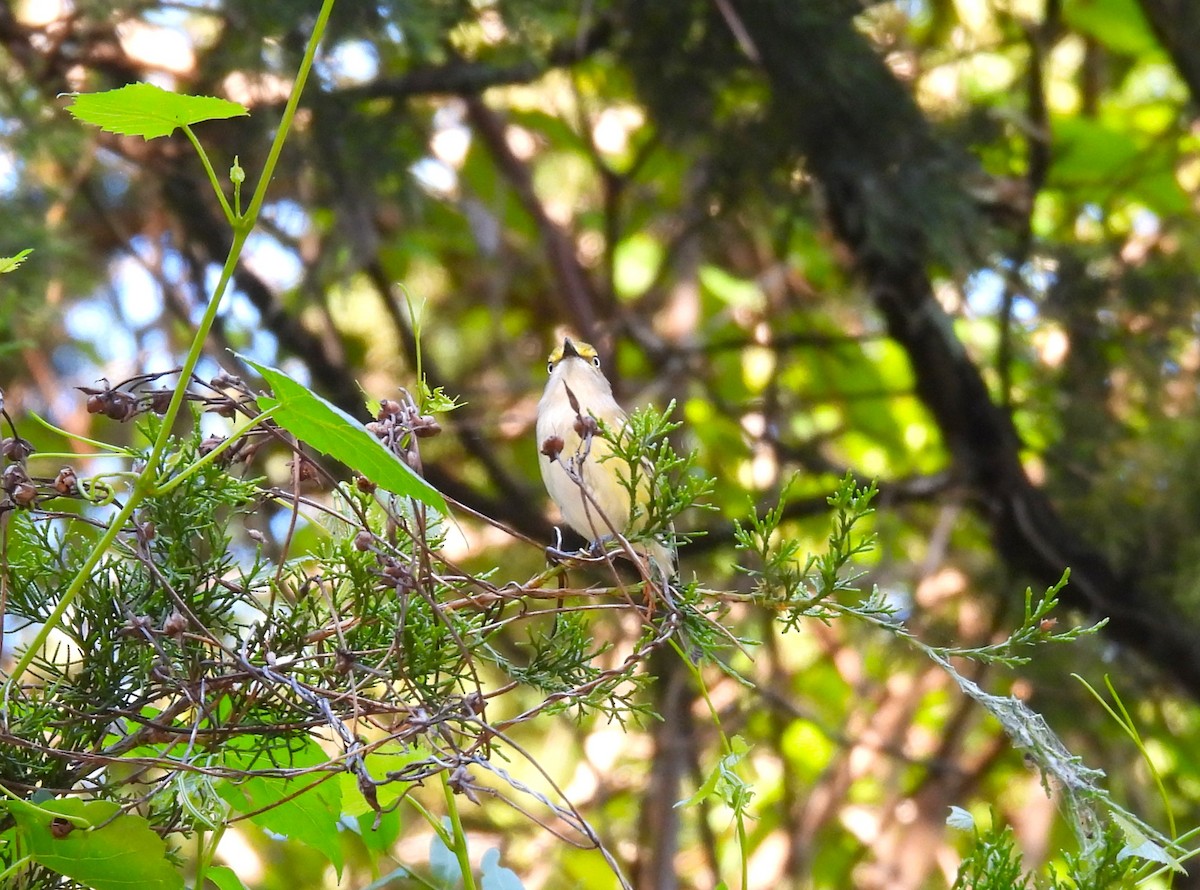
[[217, 736, 345, 877], [8, 797, 183, 890], [206, 866, 250, 890], [67, 82, 248, 139], [0, 249, 32, 274], [243, 356, 447, 513], [1063, 0, 1158, 55]]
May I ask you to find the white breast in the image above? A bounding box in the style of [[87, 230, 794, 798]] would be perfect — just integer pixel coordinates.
[[536, 373, 631, 542]]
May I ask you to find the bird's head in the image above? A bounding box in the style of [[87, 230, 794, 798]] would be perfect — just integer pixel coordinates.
[[545, 337, 612, 396], [547, 337, 603, 374]]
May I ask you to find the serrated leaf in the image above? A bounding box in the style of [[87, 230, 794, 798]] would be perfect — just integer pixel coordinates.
[[0, 249, 32, 274], [66, 83, 248, 140], [8, 797, 183, 890], [241, 356, 447, 513]]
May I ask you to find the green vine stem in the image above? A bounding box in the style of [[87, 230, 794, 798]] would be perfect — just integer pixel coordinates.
[[672, 642, 751, 890], [0, 784, 92, 829], [2, 0, 337, 695], [182, 123, 234, 226], [442, 772, 480, 890]]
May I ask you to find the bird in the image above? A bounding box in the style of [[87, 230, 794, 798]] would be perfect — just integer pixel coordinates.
[[536, 337, 675, 579]]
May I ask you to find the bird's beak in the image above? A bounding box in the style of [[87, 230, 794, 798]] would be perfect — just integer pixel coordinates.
[[561, 338, 580, 358]]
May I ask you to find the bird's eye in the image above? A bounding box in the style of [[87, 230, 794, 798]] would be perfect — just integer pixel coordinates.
[[591, 356, 601, 368], [547, 361, 554, 374]]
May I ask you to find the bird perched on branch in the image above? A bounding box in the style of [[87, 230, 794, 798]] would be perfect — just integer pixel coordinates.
[[536, 337, 675, 578]]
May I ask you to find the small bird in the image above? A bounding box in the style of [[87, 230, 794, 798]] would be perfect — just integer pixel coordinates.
[[536, 337, 675, 577]]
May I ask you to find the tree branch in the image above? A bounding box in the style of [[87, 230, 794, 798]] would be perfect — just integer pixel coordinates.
[[725, 0, 1200, 696], [463, 96, 603, 344]]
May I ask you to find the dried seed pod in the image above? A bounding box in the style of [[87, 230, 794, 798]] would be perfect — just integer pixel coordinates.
[[2, 463, 29, 492], [378, 399, 402, 417], [49, 819, 75, 839], [540, 435, 565, 460], [210, 398, 238, 418], [289, 456, 319, 482], [198, 435, 226, 457], [353, 530, 375, 552], [104, 391, 138, 422], [355, 475, 377, 494], [149, 389, 173, 415], [573, 413, 599, 438], [2, 436, 34, 462], [413, 415, 441, 438], [53, 466, 78, 496], [162, 610, 188, 637], [12, 481, 37, 507], [119, 615, 154, 639]]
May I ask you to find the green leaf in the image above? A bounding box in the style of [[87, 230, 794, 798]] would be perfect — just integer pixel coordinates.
[[481, 847, 525, 890], [360, 868, 413, 890], [699, 265, 765, 310], [1063, 0, 1158, 55], [675, 735, 753, 811], [66, 83, 248, 140], [613, 233, 663, 299], [206, 866, 251, 890], [242, 356, 447, 513], [0, 249, 32, 274], [217, 737, 345, 877], [8, 797, 183, 890], [429, 820, 462, 886], [1050, 117, 1140, 185]]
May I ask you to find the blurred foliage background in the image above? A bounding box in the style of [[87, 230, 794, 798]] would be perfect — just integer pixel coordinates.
[[3, 0, 1200, 887]]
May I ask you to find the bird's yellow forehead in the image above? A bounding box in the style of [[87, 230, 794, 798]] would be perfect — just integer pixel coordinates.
[[547, 339, 599, 364]]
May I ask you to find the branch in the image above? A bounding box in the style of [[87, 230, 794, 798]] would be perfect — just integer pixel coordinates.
[[726, 0, 1200, 696], [1136, 0, 1200, 107], [464, 95, 602, 343]]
